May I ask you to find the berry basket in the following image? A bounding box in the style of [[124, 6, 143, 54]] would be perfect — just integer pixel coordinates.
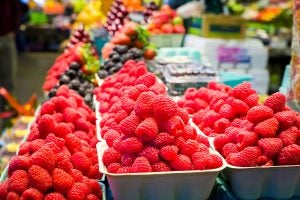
[[97, 142, 226, 200]]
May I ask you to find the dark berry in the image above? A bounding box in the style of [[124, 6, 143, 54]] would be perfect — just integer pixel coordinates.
[[59, 75, 71, 85], [78, 86, 86, 96], [69, 62, 81, 71], [48, 90, 56, 98], [65, 69, 77, 79], [70, 79, 81, 90], [114, 45, 128, 54], [98, 70, 109, 79], [111, 54, 121, 63]]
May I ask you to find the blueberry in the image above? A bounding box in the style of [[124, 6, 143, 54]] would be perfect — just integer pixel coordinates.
[[78, 86, 86, 96], [70, 79, 81, 90], [113, 45, 128, 54], [111, 54, 121, 63], [98, 70, 109, 79], [65, 69, 77, 79], [59, 75, 70, 85], [48, 89, 57, 98], [69, 62, 81, 71]]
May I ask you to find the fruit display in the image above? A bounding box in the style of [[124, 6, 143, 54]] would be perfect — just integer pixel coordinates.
[[94, 60, 223, 173], [104, 0, 129, 36], [143, 1, 159, 22], [47, 62, 96, 108], [97, 45, 144, 79], [102, 22, 157, 61], [122, 0, 144, 12], [65, 26, 92, 51], [43, 43, 99, 92], [0, 85, 102, 199], [147, 5, 185, 34], [212, 91, 300, 167]]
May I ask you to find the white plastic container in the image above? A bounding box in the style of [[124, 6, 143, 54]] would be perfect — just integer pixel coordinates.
[[222, 164, 300, 200], [97, 142, 226, 200], [96, 119, 104, 142]]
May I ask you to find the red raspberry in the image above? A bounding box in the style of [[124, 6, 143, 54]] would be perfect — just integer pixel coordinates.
[[45, 193, 66, 200], [182, 125, 197, 140], [74, 118, 90, 132], [176, 108, 190, 125], [194, 98, 209, 111], [120, 137, 143, 154], [53, 113, 64, 123], [237, 130, 259, 150], [219, 104, 235, 120], [278, 126, 298, 146], [184, 88, 198, 100], [65, 134, 82, 153], [135, 72, 156, 87], [107, 163, 122, 173], [244, 93, 259, 107], [67, 183, 90, 200], [254, 117, 279, 138], [205, 154, 223, 169], [121, 154, 136, 167], [0, 181, 8, 199], [121, 97, 135, 114], [102, 148, 121, 166], [71, 152, 91, 175], [222, 143, 238, 157], [88, 179, 102, 197], [175, 137, 186, 149], [46, 133, 65, 150], [202, 110, 221, 128], [69, 169, 83, 182], [214, 134, 230, 151], [31, 146, 55, 172], [22, 188, 43, 200], [181, 139, 207, 157], [134, 91, 156, 118], [151, 161, 171, 172], [117, 167, 132, 173], [119, 113, 140, 137], [73, 130, 90, 142], [258, 138, 283, 158], [28, 165, 52, 192], [124, 86, 140, 100], [18, 142, 30, 155], [114, 109, 128, 123], [152, 132, 175, 148], [224, 126, 240, 142], [170, 154, 192, 170], [213, 118, 231, 133], [7, 170, 29, 194], [149, 82, 167, 95], [153, 95, 178, 119], [277, 144, 300, 165], [230, 99, 250, 116], [40, 101, 55, 115], [37, 114, 57, 138], [52, 168, 74, 194], [192, 109, 206, 125], [264, 92, 286, 113], [246, 105, 274, 124], [256, 155, 272, 166], [87, 194, 100, 200], [131, 157, 152, 172], [294, 115, 300, 129], [136, 118, 158, 142], [230, 118, 254, 131], [139, 146, 159, 164], [103, 130, 121, 147], [160, 116, 185, 137], [160, 145, 179, 161], [196, 134, 210, 147], [230, 82, 255, 100], [54, 123, 72, 138], [6, 191, 19, 200], [192, 152, 223, 170], [8, 155, 31, 176], [226, 146, 261, 167], [63, 107, 81, 123], [274, 110, 297, 130]]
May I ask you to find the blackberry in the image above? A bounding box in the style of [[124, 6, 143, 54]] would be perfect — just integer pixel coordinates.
[[69, 62, 81, 71], [59, 75, 71, 85]]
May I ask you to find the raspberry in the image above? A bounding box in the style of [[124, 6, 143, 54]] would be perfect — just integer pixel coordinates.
[[181, 139, 207, 157], [52, 168, 74, 194], [246, 105, 274, 124], [237, 131, 259, 150], [254, 117, 279, 138], [107, 163, 122, 173], [196, 87, 211, 102], [87, 194, 100, 200], [152, 132, 175, 148], [18, 142, 30, 155], [135, 72, 156, 87], [149, 82, 167, 95], [120, 137, 143, 154], [264, 92, 286, 113], [124, 86, 140, 100], [63, 107, 81, 123], [174, 137, 186, 149], [226, 146, 261, 167], [6, 192, 19, 200], [193, 152, 223, 170], [88, 179, 102, 197], [0, 181, 8, 199], [103, 130, 121, 147], [54, 123, 72, 138], [277, 144, 300, 165], [31, 146, 55, 172], [65, 134, 82, 153], [202, 110, 221, 128], [22, 188, 43, 200], [176, 108, 190, 125], [278, 126, 298, 146], [210, 99, 225, 113], [46, 133, 65, 150], [170, 154, 192, 170], [224, 127, 239, 142], [114, 109, 128, 123], [131, 157, 152, 173], [139, 146, 159, 164], [121, 154, 136, 166], [230, 99, 250, 116], [67, 183, 90, 200], [117, 167, 132, 173], [121, 97, 135, 114], [53, 113, 64, 123], [74, 130, 90, 142], [160, 116, 185, 137], [45, 193, 66, 200], [119, 113, 140, 137], [196, 134, 210, 147], [134, 91, 156, 118], [213, 134, 230, 151], [213, 118, 231, 133], [71, 152, 91, 175], [37, 114, 57, 138], [230, 118, 254, 131], [28, 165, 52, 192], [8, 155, 31, 176], [75, 118, 90, 132], [258, 138, 283, 158], [27, 128, 40, 141], [192, 109, 206, 125], [102, 148, 121, 167], [29, 139, 45, 154], [205, 154, 223, 169], [230, 82, 255, 100], [7, 170, 29, 194], [295, 115, 300, 129], [184, 88, 198, 100], [153, 95, 178, 119], [40, 101, 55, 115], [151, 161, 171, 172], [160, 145, 179, 161], [136, 118, 158, 142], [244, 93, 259, 107], [219, 104, 235, 120], [182, 125, 197, 140], [222, 143, 238, 157], [274, 110, 297, 130], [69, 169, 83, 182]]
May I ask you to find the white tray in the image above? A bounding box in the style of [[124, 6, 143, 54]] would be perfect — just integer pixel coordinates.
[[97, 142, 226, 200]]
